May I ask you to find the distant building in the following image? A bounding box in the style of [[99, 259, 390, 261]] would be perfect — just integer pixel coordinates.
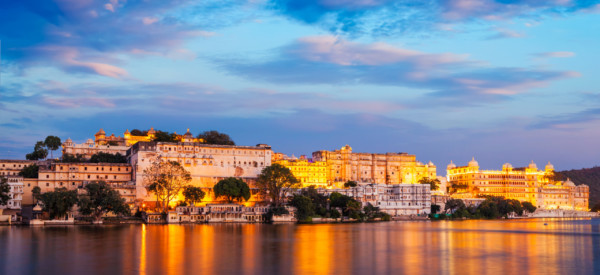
[[62, 138, 129, 159], [273, 154, 328, 187], [1, 176, 24, 210], [128, 141, 273, 202], [167, 204, 271, 223], [312, 145, 436, 187], [317, 183, 431, 216], [0, 160, 36, 177], [447, 159, 589, 211]]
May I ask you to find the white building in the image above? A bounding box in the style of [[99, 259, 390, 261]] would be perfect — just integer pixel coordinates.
[[62, 138, 129, 159], [168, 204, 271, 223], [128, 141, 273, 200], [1, 176, 24, 210], [318, 183, 431, 216]]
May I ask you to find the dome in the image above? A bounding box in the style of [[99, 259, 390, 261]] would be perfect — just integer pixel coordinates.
[[85, 138, 94, 144], [95, 128, 105, 136], [545, 161, 554, 171], [184, 128, 193, 137], [528, 160, 537, 170], [468, 157, 479, 167], [564, 178, 575, 187], [447, 160, 456, 169], [66, 138, 73, 143], [428, 161, 434, 166], [502, 163, 513, 169], [124, 129, 130, 135], [147, 127, 156, 135]]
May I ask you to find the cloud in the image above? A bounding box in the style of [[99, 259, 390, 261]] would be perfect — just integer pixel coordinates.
[[219, 35, 577, 103], [486, 28, 526, 39], [142, 17, 159, 25], [535, 51, 576, 58], [530, 105, 600, 129], [268, 0, 600, 36]]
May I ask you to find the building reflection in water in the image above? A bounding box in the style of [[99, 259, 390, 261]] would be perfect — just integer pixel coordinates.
[[0, 219, 599, 274]]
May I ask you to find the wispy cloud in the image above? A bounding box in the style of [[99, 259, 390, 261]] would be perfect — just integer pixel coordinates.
[[535, 51, 576, 58]]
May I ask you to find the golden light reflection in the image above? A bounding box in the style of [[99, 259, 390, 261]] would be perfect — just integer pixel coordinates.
[[140, 223, 146, 275]]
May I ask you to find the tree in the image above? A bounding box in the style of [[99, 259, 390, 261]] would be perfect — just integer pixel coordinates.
[[61, 153, 85, 163], [44, 136, 61, 159], [431, 204, 441, 214], [445, 199, 466, 213], [299, 186, 328, 216], [153, 131, 177, 142], [419, 177, 441, 191], [522, 201, 537, 213], [344, 181, 358, 188], [197, 130, 235, 145], [90, 152, 127, 163], [32, 186, 41, 204], [130, 129, 146, 136], [213, 177, 251, 203], [26, 141, 48, 160], [19, 164, 39, 178], [290, 195, 315, 222], [39, 188, 78, 219], [143, 158, 192, 212], [0, 177, 10, 206], [78, 181, 130, 221], [256, 164, 300, 206], [182, 186, 206, 206]]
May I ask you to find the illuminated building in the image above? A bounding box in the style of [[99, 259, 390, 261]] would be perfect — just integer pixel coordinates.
[[312, 145, 436, 187], [168, 204, 270, 223], [316, 183, 431, 216], [128, 141, 273, 202], [62, 128, 204, 159], [0, 176, 24, 210], [0, 160, 37, 177], [447, 158, 589, 210], [273, 154, 328, 187], [22, 162, 135, 205]]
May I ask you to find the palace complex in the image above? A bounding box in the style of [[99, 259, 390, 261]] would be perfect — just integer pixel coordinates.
[[447, 158, 589, 211], [0, 128, 592, 219], [311, 145, 436, 187]]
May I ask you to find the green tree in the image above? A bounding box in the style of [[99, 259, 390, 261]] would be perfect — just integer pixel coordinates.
[[445, 199, 466, 213], [44, 136, 61, 159], [32, 186, 41, 204], [78, 181, 130, 221], [431, 204, 441, 214], [418, 177, 441, 191], [522, 201, 537, 213], [90, 152, 127, 163], [256, 164, 301, 206], [19, 164, 39, 178], [26, 141, 48, 160], [290, 195, 315, 222], [61, 153, 85, 163], [343, 181, 358, 188], [130, 129, 146, 136], [213, 177, 251, 203], [182, 186, 206, 205], [299, 186, 328, 216], [363, 203, 380, 221], [39, 188, 78, 219], [153, 131, 177, 142], [197, 130, 235, 145], [0, 177, 10, 206], [143, 158, 192, 212]]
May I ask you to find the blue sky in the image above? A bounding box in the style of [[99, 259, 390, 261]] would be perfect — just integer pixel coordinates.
[[1, 0, 599, 171]]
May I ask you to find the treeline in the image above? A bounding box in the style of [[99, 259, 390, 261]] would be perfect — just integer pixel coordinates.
[[62, 152, 127, 163], [32, 181, 130, 221], [433, 196, 536, 219], [555, 167, 600, 210], [285, 186, 391, 222]]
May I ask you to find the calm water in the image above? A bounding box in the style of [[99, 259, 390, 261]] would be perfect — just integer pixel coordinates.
[[1, 219, 599, 275]]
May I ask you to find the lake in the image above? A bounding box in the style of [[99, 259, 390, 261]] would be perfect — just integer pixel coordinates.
[[1, 218, 599, 274]]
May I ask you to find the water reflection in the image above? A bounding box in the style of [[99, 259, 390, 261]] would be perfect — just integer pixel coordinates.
[[1, 219, 599, 274]]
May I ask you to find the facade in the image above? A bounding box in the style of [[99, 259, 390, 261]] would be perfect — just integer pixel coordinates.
[[62, 138, 129, 159], [24, 162, 136, 204], [168, 204, 270, 223], [447, 159, 589, 211], [0, 160, 37, 177], [312, 145, 436, 187], [128, 141, 273, 201], [0, 177, 24, 210], [273, 155, 328, 187], [318, 183, 431, 216]]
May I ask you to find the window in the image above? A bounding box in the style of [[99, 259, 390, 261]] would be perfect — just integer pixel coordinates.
[[88, 175, 90, 179], [46, 175, 49, 179], [84, 167, 87, 171]]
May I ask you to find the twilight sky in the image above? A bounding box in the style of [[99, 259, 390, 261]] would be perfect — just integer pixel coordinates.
[[1, 0, 599, 171]]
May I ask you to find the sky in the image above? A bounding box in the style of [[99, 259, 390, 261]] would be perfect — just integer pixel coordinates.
[[0, 0, 599, 172]]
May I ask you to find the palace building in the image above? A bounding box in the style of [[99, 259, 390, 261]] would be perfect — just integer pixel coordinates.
[[273, 155, 328, 187], [447, 158, 589, 211], [128, 141, 273, 202], [311, 145, 436, 187]]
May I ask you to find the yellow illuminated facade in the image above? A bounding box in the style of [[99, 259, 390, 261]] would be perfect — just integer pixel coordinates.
[[447, 158, 589, 211], [95, 127, 203, 146], [311, 145, 436, 187], [273, 156, 328, 187]]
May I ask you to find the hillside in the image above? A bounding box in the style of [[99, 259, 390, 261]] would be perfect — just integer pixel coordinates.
[[555, 167, 600, 209]]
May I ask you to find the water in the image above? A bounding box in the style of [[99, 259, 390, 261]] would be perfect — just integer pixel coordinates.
[[1, 219, 599, 274]]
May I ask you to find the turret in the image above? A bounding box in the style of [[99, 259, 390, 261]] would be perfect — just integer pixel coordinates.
[[468, 157, 479, 167], [447, 160, 456, 170], [545, 161, 554, 172]]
